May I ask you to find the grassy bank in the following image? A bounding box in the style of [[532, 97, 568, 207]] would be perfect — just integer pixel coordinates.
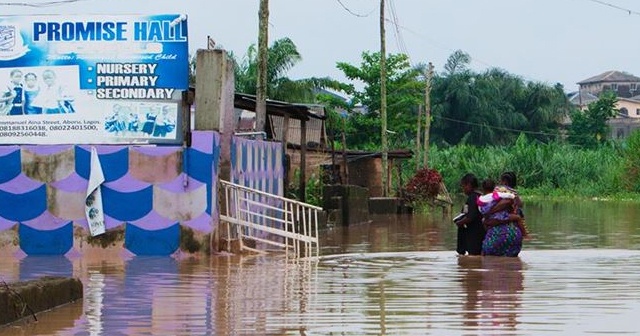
[[407, 135, 637, 200]]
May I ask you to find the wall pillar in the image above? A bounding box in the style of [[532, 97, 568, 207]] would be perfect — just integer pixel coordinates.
[[194, 49, 236, 253]]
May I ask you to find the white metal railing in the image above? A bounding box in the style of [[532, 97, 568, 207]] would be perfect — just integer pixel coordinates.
[[219, 179, 321, 258]]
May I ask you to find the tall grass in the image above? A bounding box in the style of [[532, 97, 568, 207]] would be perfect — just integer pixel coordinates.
[[405, 135, 626, 198]]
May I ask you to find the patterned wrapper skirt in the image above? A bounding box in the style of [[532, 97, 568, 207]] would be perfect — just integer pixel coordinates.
[[482, 223, 523, 257]]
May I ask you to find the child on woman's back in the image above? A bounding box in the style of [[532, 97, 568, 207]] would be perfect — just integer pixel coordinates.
[[477, 179, 528, 237]]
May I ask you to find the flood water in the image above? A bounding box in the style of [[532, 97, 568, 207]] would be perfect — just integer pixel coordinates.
[[1, 200, 640, 335]]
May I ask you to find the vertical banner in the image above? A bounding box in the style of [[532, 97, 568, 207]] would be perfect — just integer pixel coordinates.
[[85, 147, 106, 236], [0, 14, 188, 145]]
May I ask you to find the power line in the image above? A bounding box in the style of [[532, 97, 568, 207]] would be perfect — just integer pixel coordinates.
[[382, 16, 556, 85], [435, 115, 563, 138], [584, 0, 640, 16], [335, 0, 375, 18], [388, 0, 409, 56], [0, 0, 91, 7]]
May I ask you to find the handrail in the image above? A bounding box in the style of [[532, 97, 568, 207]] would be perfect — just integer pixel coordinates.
[[220, 180, 323, 211], [219, 179, 320, 258]]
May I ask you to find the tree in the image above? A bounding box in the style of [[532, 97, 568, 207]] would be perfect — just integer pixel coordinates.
[[430, 51, 570, 146], [444, 49, 471, 76], [336, 52, 425, 149], [567, 91, 618, 148], [232, 37, 337, 103], [188, 53, 196, 86]]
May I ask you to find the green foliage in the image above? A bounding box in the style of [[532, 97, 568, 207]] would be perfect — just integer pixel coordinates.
[[567, 92, 618, 148], [430, 67, 569, 146], [443, 50, 471, 76], [411, 136, 625, 198], [336, 51, 425, 149], [334, 49, 570, 151], [622, 130, 640, 192], [288, 169, 324, 206], [231, 37, 340, 103]]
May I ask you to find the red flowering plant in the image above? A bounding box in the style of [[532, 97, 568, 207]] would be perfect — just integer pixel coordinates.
[[403, 168, 443, 204]]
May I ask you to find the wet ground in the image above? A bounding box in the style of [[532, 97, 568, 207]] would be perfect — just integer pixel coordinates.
[[1, 200, 639, 335]]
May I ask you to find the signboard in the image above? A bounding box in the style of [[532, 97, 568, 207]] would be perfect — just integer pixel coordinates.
[[0, 14, 188, 144]]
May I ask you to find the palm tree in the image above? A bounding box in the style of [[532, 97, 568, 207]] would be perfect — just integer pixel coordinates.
[[232, 37, 337, 103]]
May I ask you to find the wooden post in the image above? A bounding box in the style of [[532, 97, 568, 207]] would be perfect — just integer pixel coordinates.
[[380, 0, 389, 197], [416, 104, 422, 171], [341, 117, 349, 184], [329, 119, 339, 184], [256, 0, 269, 140], [282, 115, 290, 193], [299, 119, 307, 202], [423, 62, 434, 168]]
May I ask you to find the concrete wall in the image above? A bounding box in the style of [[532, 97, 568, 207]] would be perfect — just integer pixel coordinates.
[[0, 131, 220, 257]]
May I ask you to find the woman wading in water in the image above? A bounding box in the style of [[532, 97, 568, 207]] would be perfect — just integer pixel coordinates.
[[481, 172, 526, 257]]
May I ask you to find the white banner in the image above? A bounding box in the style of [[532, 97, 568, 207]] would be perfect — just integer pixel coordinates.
[[85, 146, 106, 236]]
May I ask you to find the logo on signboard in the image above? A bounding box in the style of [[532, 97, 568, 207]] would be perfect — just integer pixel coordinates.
[[0, 25, 28, 60]]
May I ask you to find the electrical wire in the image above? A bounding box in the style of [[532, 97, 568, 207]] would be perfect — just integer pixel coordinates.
[[0, 0, 91, 7], [584, 0, 640, 16], [335, 0, 375, 18], [434, 115, 564, 138], [388, 0, 409, 57]]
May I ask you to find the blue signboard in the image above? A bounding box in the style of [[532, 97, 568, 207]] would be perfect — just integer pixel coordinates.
[[0, 14, 188, 144]]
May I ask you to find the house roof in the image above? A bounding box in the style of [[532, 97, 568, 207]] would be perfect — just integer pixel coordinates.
[[187, 87, 326, 121], [577, 71, 640, 85], [568, 91, 599, 105], [234, 93, 326, 121]]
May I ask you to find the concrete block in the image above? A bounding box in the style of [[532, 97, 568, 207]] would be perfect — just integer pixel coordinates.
[[0, 276, 83, 326]]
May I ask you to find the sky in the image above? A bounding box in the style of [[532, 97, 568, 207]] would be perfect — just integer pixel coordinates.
[[4, 0, 640, 92]]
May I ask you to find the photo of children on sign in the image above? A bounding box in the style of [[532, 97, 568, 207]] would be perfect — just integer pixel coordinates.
[[0, 14, 188, 145], [104, 102, 177, 139], [0, 66, 78, 116]]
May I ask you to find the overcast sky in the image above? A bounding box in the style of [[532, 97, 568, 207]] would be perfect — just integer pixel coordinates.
[[5, 0, 640, 92]]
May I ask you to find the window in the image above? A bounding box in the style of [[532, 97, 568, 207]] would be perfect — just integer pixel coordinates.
[[620, 107, 628, 116], [636, 108, 640, 116], [611, 83, 619, 91], [632, 83, 637, 91]]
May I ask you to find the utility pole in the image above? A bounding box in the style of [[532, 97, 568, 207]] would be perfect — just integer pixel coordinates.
[[380, 0, 389, 197], [423, 62, 434, 168], [256, 0, 269, 140], [415, 104, 422, 171]]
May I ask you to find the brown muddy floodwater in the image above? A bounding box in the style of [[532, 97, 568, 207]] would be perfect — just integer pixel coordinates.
[[1, 200, 640, 335]]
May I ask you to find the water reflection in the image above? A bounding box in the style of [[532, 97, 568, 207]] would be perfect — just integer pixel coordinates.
[[1, 200, 640, 335], [458, 256, 524, 333], [19, 256, 73, 282]]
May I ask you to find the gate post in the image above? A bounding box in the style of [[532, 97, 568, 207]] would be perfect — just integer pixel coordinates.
[[195, 49, 236, 253]]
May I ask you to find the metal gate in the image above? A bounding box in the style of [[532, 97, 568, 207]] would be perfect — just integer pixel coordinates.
[[219, 179, 320, 258]]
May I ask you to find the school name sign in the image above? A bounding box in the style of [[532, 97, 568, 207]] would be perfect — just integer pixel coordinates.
[[0, 14, 189, 145]]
